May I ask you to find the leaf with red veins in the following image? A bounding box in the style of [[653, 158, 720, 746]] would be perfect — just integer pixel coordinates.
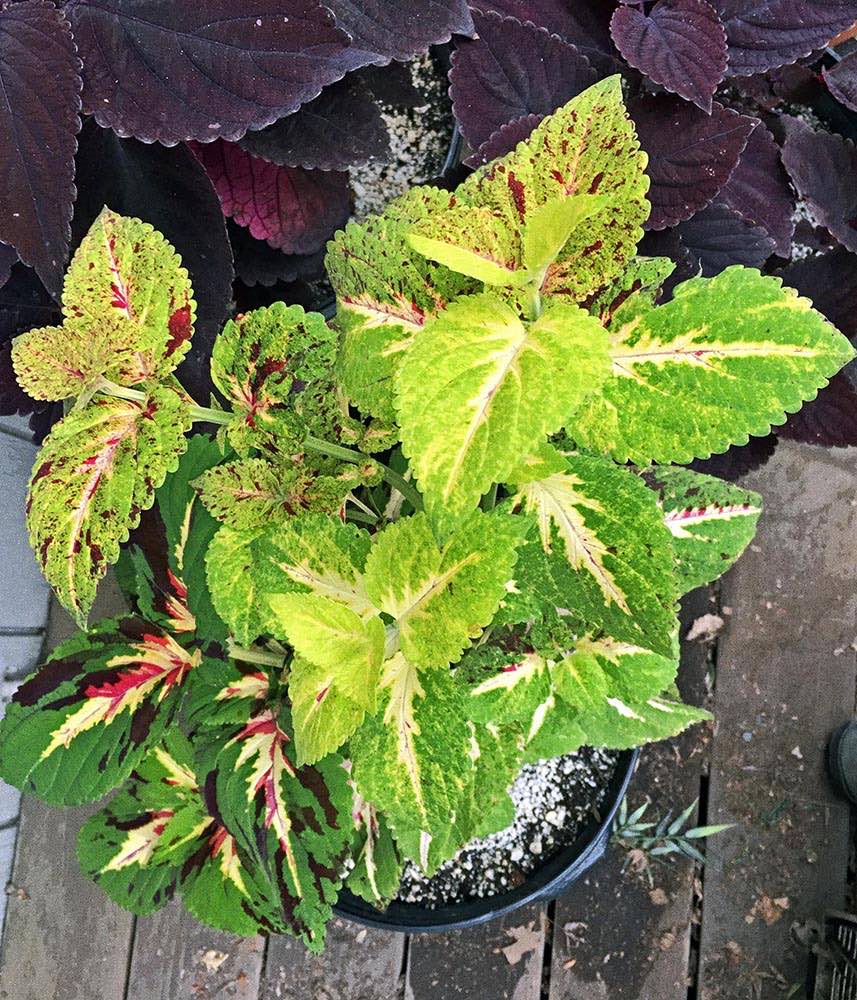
[[190, 140, 350, 256]]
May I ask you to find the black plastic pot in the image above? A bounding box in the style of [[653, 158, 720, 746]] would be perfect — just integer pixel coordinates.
[[333, 748, 639, 934]]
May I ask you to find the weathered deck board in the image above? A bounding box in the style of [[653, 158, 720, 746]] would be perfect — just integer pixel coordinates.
[[262, 918, 405, 1000], [699, 441, 857, 1000], [546, 588, 714, 1000], [404, 901, 546, 1000], [125, 903, 264, 999]]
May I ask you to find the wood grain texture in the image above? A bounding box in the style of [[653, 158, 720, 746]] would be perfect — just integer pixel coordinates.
[[405, 901, 546, 1000], [546, 588, 713, 1000], [698, 441, 856, 1000], [125, 902, 264, 1000], [262, 918, 405, 1000]]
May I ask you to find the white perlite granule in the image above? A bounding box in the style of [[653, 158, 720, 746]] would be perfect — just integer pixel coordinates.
[[349, 52, 454, 220], [397, 748, 619, 907]]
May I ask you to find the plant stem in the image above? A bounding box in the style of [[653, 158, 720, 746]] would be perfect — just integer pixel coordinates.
[[304, 435, 423, 512], [98, 379, 233, 426], [524, 282, 542, 322], [227, 641, 286, 668]]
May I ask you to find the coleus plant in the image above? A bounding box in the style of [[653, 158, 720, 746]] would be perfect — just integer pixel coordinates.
[[449, 0, 857, 465], [0, 80, 852, 950]]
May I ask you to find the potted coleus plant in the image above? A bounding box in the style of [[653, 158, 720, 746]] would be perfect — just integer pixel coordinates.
[[0, 79, 852, 952]]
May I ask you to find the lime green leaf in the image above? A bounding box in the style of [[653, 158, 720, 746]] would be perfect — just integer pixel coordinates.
[[458, 648, 551, 726], [206, 527, 275, 646], [585, 256, 676, 326], [396, 293, 610, 520], [289, 656, 366, 766], [644, 466, 762, 593], [458, 77, 650, 303], [210, 302, 338, 454], [347, 799, 403, 907], [0, 621, 201, 805], [269, 592, 384, 709], [328, 187, 475, 421], [28, 386, 191, 624], [511, 451, 678, 657], [363, 511, 523, 669], [522, 195, 608, 277], [452, 721, 524, 845], [350, 655, 472, 873], [570, 637, 678, 705], [204, 709, 352, 951], [524, 693, 587, 762], [566, 267, 857, 464], [15, 210, 196, 400]]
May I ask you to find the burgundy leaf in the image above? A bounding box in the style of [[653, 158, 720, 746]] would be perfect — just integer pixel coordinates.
[[715, 0, 857, 77], [72, 122, 234, 404], [67, 0, 353, 144], [190, 140, 350, 256], [239, 77, 389, 171], [0, 1, 81, 299], [676, 201, 776, 275], [464, 113, 543, 168], [0, 244, 16, 291], [719, 122, 794, 256], [355, 63, 424, 107], [610, 0, 727, 112], [327, 0, 474, 68], [779, 248, 857, 339], [824, 50, 857, 112], [777, 370, 857, 446], [781, 120, 857, 256], [228, 221, 326, 289], [632, 94, 756, 230], [450, 11, 597, 151], [468, 0, 617, 74], [690, 434, 778, 480]]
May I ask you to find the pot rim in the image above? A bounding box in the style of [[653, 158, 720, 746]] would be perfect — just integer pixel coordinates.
[[333, 746, 640, 934]]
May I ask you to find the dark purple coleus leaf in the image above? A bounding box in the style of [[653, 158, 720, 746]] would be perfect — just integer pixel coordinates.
[[781, 119, 857, 256], [228, 221, 326, 289], [631, 95, 756, 230], [690, 433, 778, 480], [356, 63, 424, 107], [610, 0, 727, 112], [676, 202, 776, 275], [190, 140, 350, 256], [824, 50, 857, 113], [327, 0, 474, 68], [0, 1, 81, 299], [468, 0, 617, 75], [239, 77, 389, 171], [778, 249, 857, 446], [66, 0, 353, 145], [0, 244, 17, 291], [72, 123, 233, 404], [450, 11, 597, 150], [638, 227, 699, 299], [719, 122, 794, 256], [464, 113, 543, 168], [715, 0, 857, 77]]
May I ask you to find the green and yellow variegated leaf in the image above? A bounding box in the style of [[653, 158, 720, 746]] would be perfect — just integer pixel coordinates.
[[289, 656, 366, 766], [510, 451, 678, 657], [347, 798, 403, 907], [457, 77, 650, 303], [644, 467, 762, 593], [452, 721, 524, 846], [458, 647, 551, 726], [327, 187, 476, 421], [210, 303, 338, 454], [363, 511, 523, 669], [28, 386, 191, 624], [205, 709, 352, 951], [14, 210, 196, 400], [269, 592, 384, 710], [349, 655, 472, 873], [0, 619, 201, 805], [585, 256, 676, 326], [396, 293, 610, 520], [185, 656, 273, 731], [195, 456, 378, 533], [574, 695, 710, 750], [523, 692, 587, 763], [566, 267, 857, 464], [206, 527, 276, 646]]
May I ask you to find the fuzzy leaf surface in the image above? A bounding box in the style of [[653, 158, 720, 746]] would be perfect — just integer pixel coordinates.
[[396, 293, 610, 520], [565, 267, 856, 465]]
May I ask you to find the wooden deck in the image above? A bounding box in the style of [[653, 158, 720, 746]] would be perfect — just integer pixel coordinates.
[[0, 439, 854, 1000]]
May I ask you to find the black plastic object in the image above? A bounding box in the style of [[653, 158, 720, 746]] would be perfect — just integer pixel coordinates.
[[809, 911, 857, 999], [334, 748, 639, 933], [827, 720, 857, 805]]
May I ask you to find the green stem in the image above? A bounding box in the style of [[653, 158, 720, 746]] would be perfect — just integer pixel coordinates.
[[523, 281, 542, 322], [304, 435, 423, 512], [227, 641, 286, 669], [98, 379, 232, 426]]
